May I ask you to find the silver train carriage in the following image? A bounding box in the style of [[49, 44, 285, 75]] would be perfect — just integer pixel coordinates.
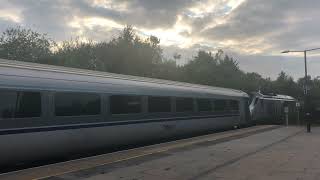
[[249, 92, 297, 124], [0, 59, 251, 166]]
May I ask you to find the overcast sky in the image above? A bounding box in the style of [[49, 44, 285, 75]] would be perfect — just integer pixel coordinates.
[[1, 0, 320, 79]]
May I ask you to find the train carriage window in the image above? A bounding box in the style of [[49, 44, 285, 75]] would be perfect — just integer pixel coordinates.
[[110, 95, 142, 114], [55, 92, 100, 116], [0, 91, 17, 118], [16, 92, 42, 118], [0, 91, 41, 119], [197, 99, 212, 112], [176, 97, 194, 112], [229, 100, 239, 112], [213, 99, 227, 112], [148, 96, 171, 113]]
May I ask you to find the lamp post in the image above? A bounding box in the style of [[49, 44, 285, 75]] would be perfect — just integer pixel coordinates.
[[282, 48, 320, 132]]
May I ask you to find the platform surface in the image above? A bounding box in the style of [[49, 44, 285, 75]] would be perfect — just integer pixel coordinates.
[[3, 125, 317, 180], [51, 126, 310, 180]]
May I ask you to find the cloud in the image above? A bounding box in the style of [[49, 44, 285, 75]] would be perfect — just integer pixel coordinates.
[[234, 53, 320, 80], [201, 0, 320, 54], [124, 0, 195, 28], [1, 0, 320, 79], [68, 0, 197, 29], [0, 0, 76, 40]]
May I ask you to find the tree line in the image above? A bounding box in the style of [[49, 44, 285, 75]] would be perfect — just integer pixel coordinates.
[[1, 26, 319, 101]]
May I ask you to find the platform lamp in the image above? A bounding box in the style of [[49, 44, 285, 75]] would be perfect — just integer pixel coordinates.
[[282, 48, 320, 132]]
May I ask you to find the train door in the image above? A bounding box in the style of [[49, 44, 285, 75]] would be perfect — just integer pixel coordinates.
[[276, 101, 283, 124]]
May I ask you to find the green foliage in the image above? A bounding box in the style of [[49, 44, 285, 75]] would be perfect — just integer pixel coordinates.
[[0, 26, 316, 100], [51, 26, 163, 77], [54, 38, 97, 69], [273, 71, 301, 97], [182, 51, 218, 85], [0, 26, 55, 62], [97, 26, 162, 77]]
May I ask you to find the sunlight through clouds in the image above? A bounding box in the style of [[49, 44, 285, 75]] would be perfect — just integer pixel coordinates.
[[0, 9, 22, 23], [90, 0, 129, 12], [1, 0, 320, 78], [140, 15, 194, 48], [227, 0, 246, 10], [137, 0, 247, 48], [68, 16, 124, 39]]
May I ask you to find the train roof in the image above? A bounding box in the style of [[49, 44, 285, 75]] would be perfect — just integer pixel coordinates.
[[0, 58, 248, 98], [255, 92, 296, 101]]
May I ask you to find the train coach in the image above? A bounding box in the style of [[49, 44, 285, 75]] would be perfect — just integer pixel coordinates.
[[249, 92, 297, 124], [0, 59, 251, 166]]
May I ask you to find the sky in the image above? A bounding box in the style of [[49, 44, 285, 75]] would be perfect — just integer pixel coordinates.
[[0, 0, 320, 80]]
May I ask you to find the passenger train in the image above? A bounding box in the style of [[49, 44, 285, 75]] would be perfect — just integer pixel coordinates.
[[0, 59, 252, 166], [250, 92, 297, 124]]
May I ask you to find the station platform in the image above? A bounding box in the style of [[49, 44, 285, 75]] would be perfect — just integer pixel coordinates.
[[2, 125, 315, 180]]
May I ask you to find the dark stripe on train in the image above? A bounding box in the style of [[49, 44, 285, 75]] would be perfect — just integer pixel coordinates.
[[0, 114, 240, 135]]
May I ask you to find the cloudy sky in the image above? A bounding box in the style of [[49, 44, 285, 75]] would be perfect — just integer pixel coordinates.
[[0, 0, 320, 79]]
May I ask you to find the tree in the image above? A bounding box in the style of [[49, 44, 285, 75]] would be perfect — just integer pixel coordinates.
[[0, 26, 316, 100], [0, 26, 55, 62], [153, 60, 182, 81], [94, 26, 163, 77], [182, 50, 218, 85], [273, 71, 301, 97], [53, 38, 98, 69], [215, 54, 244, 89]]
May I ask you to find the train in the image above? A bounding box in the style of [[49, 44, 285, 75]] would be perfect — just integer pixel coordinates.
[[0, 59, 252, 166], [250, 92, 298, 124], [0, 58, 300, 167]]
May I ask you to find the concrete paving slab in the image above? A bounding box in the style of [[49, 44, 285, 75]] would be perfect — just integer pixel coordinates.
[[199, 127, 320, 180], [1, 125, 278, 180], [48, 126, 304, 180]]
